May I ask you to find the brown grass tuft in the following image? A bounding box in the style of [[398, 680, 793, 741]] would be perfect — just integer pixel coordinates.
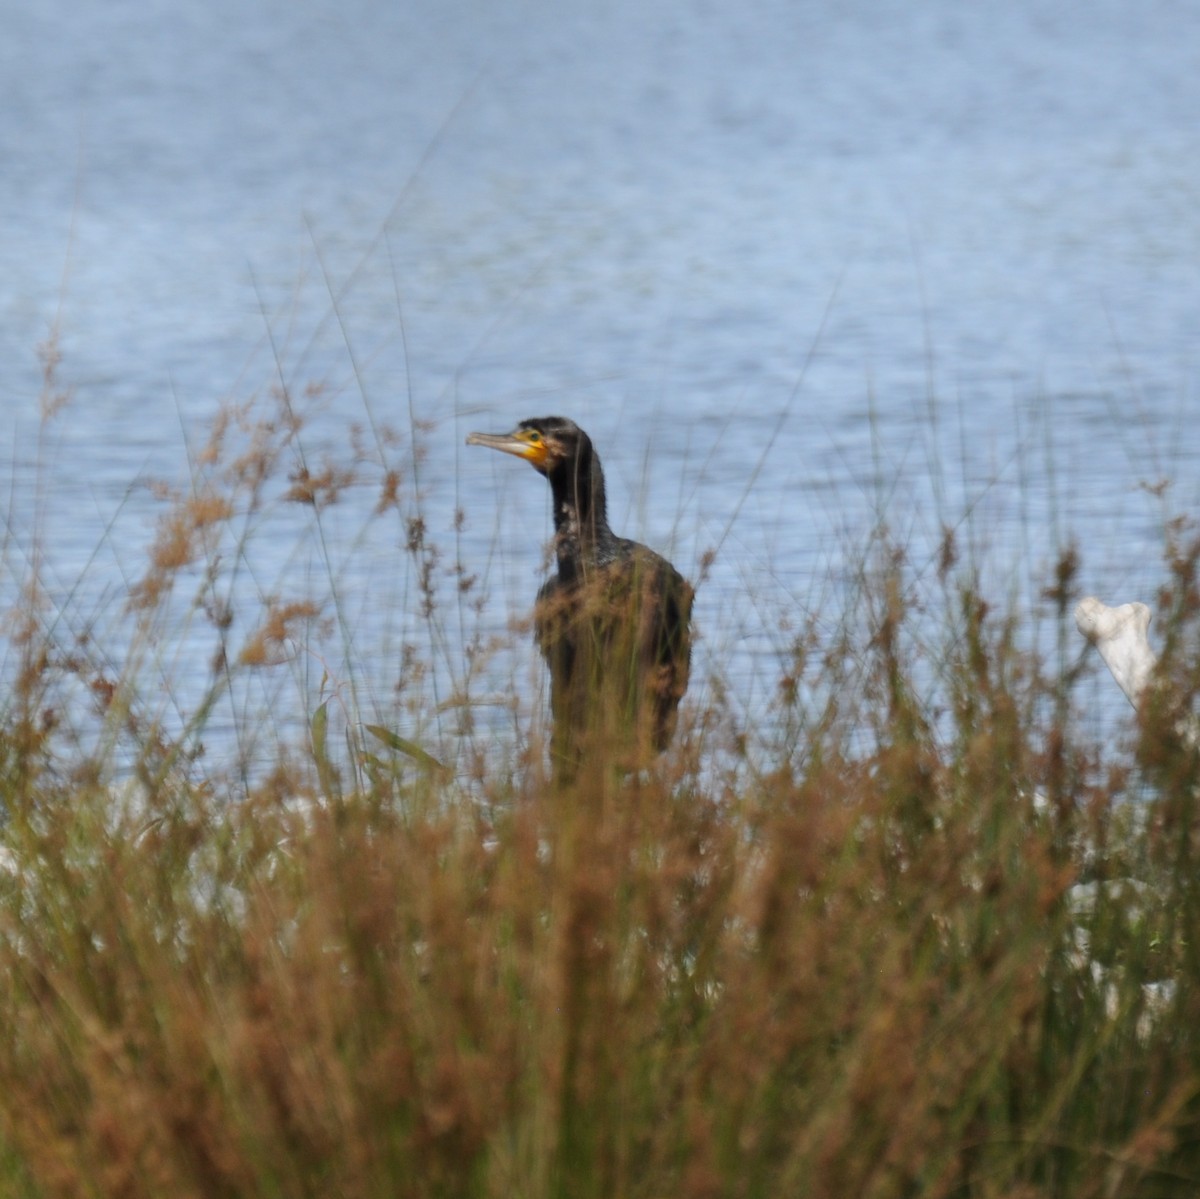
[[237, 599, 323, 667]]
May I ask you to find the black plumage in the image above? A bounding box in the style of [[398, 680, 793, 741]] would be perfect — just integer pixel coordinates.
[[466, 416, 693, 771]]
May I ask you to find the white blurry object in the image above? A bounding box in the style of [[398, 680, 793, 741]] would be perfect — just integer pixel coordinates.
[[1075, 597, 1157, 709]]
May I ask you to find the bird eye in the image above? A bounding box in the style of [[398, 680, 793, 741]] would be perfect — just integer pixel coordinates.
[[527, 432, 541, 443]]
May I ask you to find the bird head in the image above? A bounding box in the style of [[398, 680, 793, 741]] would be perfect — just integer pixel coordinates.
[[466, 416, 590, 479]]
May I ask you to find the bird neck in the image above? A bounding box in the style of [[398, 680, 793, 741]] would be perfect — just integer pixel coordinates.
[[548, 448, 615, 576]]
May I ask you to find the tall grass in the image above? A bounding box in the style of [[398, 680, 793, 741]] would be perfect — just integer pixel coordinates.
[[2, 364, 1200, 1197]]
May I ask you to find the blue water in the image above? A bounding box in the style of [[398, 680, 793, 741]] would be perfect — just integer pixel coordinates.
[[2, 0, 1198, 768]]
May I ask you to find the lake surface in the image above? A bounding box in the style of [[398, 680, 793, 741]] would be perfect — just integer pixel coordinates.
[[2, 0, 1198, 769]]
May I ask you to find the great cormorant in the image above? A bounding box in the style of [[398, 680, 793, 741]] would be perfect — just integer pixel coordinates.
[[466, 416, 693, 772]]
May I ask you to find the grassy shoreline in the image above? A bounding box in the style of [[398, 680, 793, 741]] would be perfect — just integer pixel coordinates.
[[3, 382, 1200, 1197]]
